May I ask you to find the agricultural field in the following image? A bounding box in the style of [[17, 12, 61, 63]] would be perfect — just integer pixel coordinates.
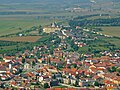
[[100, 26, 120, 37], [0, 36, 42, 42], [0, 16, 62, 36], [87, 16, 120, 20]]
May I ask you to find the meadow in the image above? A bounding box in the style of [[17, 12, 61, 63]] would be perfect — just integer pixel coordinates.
[[100, 26, 120, 37], [0, 16, 61, 36]]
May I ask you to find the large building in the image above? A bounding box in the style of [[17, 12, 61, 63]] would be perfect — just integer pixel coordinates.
[[43, 22, 61, 33]]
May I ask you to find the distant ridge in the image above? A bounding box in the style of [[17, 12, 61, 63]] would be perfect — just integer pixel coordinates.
[[0, 0, 90, 4]]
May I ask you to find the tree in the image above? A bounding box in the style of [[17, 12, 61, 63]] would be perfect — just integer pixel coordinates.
[[116, 68, 120, 73], [72, 64, 77, 68], [108, 66, 117, 72], [38, 25, 43, 34], [18, 27, 22, 30], [75, 80, 79, 86], [73, 44, 79, 51], [94, 81, 100, 87], [53, 74, 56, 79], [22, 58, 25, 63], [44, 83, 49, 88], [111, 66, 117, 72], [32, 61, 35, 66]]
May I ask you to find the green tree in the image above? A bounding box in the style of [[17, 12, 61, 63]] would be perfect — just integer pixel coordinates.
[[75, 80, 78, 86], [116, 68, 120, 73], [22, 58, 25, 63], [38, 25, 43, 34], [44, 83, 49, 88], [32, 61, 36, 66], [111, 66, 117, 72], [94, 81, 99, 87]]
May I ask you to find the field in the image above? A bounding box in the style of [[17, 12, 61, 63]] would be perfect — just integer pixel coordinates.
[[0, 36, 42, 42], [0, 1, 77, 36], [0, 16, 64, 36], [100, 26, 120, 37], [87, 16, 120, 20]]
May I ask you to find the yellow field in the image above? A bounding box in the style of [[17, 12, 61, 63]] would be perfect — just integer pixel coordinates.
[[100, 26, 120, 37], [0, 36, 42, 42]]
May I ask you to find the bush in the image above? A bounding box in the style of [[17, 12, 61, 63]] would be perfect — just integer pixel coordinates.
[[44, 83, 50, 88]]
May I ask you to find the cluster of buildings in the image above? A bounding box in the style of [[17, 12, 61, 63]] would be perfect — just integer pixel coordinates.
[[0, 24, 120, 90], [0, 45, 120, 90]]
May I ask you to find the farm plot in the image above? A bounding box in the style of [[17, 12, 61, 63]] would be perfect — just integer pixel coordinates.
[[100, 26, 120, 37], [0, 36, 42, 42]]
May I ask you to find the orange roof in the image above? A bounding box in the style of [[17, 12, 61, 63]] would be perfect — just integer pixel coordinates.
[[62, 68, 77, 75], [27, 72, 35, 77], [93, 75, 101, 79], [4, 56, 15, 60], [11, 82, 16, 86], [97, 67, 105, 71], [106, 85, 117, 89], [104, 80, 114, 84], [17, 58, 22, 61]]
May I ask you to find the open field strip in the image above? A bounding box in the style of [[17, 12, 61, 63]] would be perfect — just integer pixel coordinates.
[[0, 36, 42, 42], [100, 26, 120, 37]]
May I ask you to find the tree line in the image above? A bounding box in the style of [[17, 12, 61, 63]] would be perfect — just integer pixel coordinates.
[[69, 17, 120, 27]]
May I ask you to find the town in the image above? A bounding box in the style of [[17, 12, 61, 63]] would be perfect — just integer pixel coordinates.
[[0, 22, 120, 90]]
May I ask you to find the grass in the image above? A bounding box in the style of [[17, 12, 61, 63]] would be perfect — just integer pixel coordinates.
[[100, 26, 120, 37], [87, 16, 120, 20], [0, 36, 42, 42], [0, 16, 63, 36], [102, 37, 120, 48]]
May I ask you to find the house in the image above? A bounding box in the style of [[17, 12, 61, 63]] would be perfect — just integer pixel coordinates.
[[0, 75, 8, 81], [70, 78, 76, 85], [78, 78, 95, 87], [78, 79, 89, 87], [26, 72, 35, 80], [53, 73, 62, 82], [63, 78, 70, 84], [48, 66, 58, 73], [53, 48, 63, 58], [10, 81, 17, 87], [24, 63, 31, 70], [78, 43, 86, 47], [25, 58, 36, 65], [37, 58, 42, 63], [62, 68, 77, 76], [39, 75, 49, 82], [50, 80, 59, 87], [93, 75, 104, 84], [100, 56, 111, 62], [85, 58, 99, 64], [0, 66, 7, 73], [103, 73, 120, 85], [3, 56, 15, 63]]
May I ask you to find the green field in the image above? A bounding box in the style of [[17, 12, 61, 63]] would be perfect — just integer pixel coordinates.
[[87, 16, 120, 20], [100, 26, 120, 37], [0, 16, 65, 36]]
